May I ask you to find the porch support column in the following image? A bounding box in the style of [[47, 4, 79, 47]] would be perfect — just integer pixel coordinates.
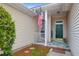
[[45, 10, 48, 46], [48, 15, 51, 42]]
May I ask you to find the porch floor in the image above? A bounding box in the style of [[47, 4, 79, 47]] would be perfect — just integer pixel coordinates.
[[35, 38, 70, 50]]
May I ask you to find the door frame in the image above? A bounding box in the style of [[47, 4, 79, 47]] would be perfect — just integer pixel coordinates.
[[54, 20, 64, 39]]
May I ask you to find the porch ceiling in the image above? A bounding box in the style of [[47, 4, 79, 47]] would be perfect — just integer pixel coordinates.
[[46, 3, 72, 16], [32, 3, 73, 16]]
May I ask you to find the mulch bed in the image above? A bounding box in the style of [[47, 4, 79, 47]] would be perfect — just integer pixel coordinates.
[[13, 44, 68, 56], [13, 44, 50, 56]]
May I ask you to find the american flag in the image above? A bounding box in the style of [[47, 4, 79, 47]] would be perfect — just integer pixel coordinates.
[[38, 14, 43, 30]]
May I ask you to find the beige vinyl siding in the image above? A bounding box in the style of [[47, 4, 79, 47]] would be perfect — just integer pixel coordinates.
[[0, 4, 37, 50], [68, 4, 79, 56]]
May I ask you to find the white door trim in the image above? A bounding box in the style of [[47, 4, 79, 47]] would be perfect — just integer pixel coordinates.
[[54, 20, 64, 39]]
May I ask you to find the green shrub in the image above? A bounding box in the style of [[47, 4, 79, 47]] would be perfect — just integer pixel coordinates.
[[0, 6, 16, 56], [31, 48, 48, 56]]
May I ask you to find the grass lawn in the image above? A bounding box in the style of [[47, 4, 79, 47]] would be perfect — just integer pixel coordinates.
[[31, 47, 49, 56]]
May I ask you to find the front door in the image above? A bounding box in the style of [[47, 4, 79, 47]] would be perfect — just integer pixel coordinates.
[[55, 21, 63, 38]]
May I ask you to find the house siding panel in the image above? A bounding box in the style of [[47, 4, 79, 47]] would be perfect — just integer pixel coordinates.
[[68, 4, 79, 56], [0, 4, 37, 50]]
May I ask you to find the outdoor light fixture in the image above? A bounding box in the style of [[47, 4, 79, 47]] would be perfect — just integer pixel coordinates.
[[57, 11, 61, 19], [57, 11, 60, 14]]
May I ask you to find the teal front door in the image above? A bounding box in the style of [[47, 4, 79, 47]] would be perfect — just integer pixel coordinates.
[[56, 24, 63, 38]]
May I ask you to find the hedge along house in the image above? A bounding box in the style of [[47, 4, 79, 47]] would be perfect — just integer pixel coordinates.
[[0, 3, 79, 56], [29, 3, 79, 56]]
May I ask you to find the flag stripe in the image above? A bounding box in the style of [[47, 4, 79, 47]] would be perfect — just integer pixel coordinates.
[[38, 15, 43, 30]]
